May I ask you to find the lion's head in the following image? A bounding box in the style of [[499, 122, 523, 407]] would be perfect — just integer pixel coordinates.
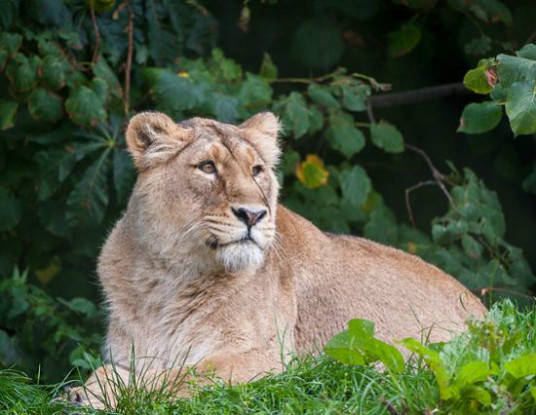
[[124, 111, 281, 273]]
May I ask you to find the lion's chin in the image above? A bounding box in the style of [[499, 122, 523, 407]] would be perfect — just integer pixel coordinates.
[[215, 242, 265, 272]]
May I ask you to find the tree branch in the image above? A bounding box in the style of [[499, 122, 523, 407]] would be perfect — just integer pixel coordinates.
[[124, 0, 134, 115], [405, 180, 437, 228], [369, 82, 471, 109]]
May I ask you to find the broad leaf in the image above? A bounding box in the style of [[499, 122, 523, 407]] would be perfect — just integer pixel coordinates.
[[28, 88, 62, 124], [0, 99, 18, 130], [113, 147, 136, 203], [295, 155, 329, 188], [66, 152, 110, 226], [458, 101, 502, 134], [370, 122, 404, 153], [388, 24, 421, 57], [65, 86, 107, 127], [326, 112, 365, 157], [279, 92, 310, 139], [308, 83, 339, 108], [340, 165, 371, 206], [41, 55, 65, 91], [504, 353, 536, 379], [505, 80, 536, 136]]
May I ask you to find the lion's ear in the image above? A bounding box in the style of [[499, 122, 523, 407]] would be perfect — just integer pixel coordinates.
[[239, 112, 282, 167], [126, 111, 193, 170]]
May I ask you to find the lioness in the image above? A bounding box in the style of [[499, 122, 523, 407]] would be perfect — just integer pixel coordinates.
[[72, 111, 486, 407]]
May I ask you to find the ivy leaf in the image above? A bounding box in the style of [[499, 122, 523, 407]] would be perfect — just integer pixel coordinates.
[[6, 54, 40, 93], [93, 56, 123, 97], [326, 112, 365, 157], [295, 155, 329, 188], [113, 147, 136, 204], [505, 80, 536, 136], [28, 88, 62, 124], [66, 152, 110, 226], [279, 92, 310, 139], [388, 24, 421, 57], [370, 122, 404, 153], [41, 55, 65, 91], [0, 99, 18, 130], [340, 165, 371, 206], [65, 86, 107, 127], [458, 101, 502, 134], [308, 83, 339, 108], [0, 187, 21, 231]]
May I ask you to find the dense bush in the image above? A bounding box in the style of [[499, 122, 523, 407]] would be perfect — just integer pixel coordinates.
[[0, 0, 535, 382]]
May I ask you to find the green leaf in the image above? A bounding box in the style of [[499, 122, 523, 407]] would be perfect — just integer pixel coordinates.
[[308, 83, 339, 108], [324, 330, 367, 365], [209, 93, 239, 123], [516, 44, 536, 60], [401, 338, 454, 400], [113, 147, 135, 203], [370, 122, 404, 153], [326, 112, 365, 158], [239, 73, 273, 109], [0, 187, 21, 231], [458, 101, 502, 134], [340, 165, 371, 206], [463, 64, 493, 94], [461, 235, 483, 259], [290, 17, 344, 70], [279, 92, 310, 139], [465, 35, 492, 56], [93, 56, 122, 97], [505, 80, 536, 136], [41, 55, 65, 91], [342, 82, 370, 112], [65, 85, 107, 127], [35, 150, 78, 200], [0, 32, 22, 53], [497, 54, 536, 89], [504, 354, 536, 379], [63, 298, 97, 317], [144, 69, 204, 116], [388, 24, 421, 57], [28, 88, 62, 124], [295, 155, 329, 188], [6, 54, 39, 93], [364, 202, 398, 245], [66, 152, 110, 226], [259, 53, 278, 81], [0, 99, 18, 130], [454, 361, 491, 388]]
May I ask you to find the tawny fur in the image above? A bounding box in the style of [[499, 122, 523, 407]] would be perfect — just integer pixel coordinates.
[[72, 111, 486, 408]]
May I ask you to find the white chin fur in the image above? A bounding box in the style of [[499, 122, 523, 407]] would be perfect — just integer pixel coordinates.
[[215, 243, 264, 271]]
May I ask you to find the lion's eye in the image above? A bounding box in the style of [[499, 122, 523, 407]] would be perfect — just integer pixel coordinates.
[[199, 161, 217, 174], [252, 165, 263, 177]]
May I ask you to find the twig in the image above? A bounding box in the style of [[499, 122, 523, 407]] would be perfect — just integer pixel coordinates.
[[405, 180, 437, 228], [476, 286, 535, 301], [89, 0, 101, 64], [366, 99, 376, 124], [368, 82, 470, 109], [380, 397, 405, 415], [124, 0, 134, 115], [405, 144, 455, 209]]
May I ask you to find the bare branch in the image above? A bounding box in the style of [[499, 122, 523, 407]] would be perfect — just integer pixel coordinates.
[[405, 180, 437, 228], [369, 82, 471, 109], [405, 144, 455, 209]]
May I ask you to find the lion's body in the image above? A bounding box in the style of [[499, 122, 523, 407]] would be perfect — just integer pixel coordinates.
[[72, 112, 485, 407]]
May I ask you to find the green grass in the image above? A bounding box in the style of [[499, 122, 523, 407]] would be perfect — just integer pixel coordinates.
[[1, 300, 535, 415]]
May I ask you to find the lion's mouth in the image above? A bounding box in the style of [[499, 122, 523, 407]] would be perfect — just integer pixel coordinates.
[[206, 235, 256, 249]]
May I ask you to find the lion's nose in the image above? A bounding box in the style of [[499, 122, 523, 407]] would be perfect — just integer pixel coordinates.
[[232, 207, 267, 227]]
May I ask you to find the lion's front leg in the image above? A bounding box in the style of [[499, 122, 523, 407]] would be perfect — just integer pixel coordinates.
[[68, 364, 130, 409]]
